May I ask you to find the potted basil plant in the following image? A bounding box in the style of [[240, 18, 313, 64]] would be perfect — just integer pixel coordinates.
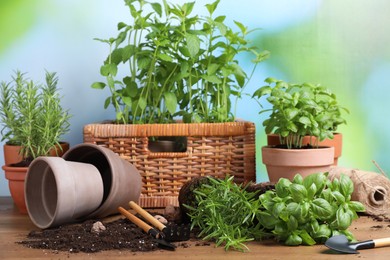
[[0, 71, 71, 213], [252, 77, 348, 182]]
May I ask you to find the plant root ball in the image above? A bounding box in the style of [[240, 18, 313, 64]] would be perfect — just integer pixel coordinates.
[[178, 177, 211, 223]]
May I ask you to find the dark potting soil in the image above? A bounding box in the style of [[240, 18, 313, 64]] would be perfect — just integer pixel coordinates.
[[18, 218, 206, 254]]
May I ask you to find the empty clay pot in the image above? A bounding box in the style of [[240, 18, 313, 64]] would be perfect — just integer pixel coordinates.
[[62, 143, 142, 218], [25, 157, 104, 229]]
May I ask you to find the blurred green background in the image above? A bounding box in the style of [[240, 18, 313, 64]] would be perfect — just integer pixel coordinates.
[[1, 0, 390, 195]]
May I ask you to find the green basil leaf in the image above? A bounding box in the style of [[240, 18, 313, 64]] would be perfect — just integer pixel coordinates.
[[303, 172, 327, 192], [307, 183, 317, 200], [314, 224, 332, 239], [332, 191, 346, 204], [275, 178, 292, 198], [299, 230, 316, 246], [289, 184, 308, 202], [293, 174, 303, 185], [348, 201, 365, 212], [272, 202, 286, 217], [311, 198, 333, 218], [285, 233, 302, 246], [336, 207, 352, 230], [287, 215, 298, 230], [286, 202, 300, 219], [339, 174, 354, 197]]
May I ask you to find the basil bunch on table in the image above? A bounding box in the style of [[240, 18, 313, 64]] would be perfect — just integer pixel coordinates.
[[258, 173, 365, 246]]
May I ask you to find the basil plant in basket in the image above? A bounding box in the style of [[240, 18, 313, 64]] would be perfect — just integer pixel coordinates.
[[92, 0, 269, 124], [253, 77, 348, 149]]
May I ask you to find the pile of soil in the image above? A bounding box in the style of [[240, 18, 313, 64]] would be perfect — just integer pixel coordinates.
[[18, 218, 160, 253], [18, 217, 206, 254]]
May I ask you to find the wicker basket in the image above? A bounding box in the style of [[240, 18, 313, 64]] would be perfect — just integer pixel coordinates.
[[83, 120, 256, 208]]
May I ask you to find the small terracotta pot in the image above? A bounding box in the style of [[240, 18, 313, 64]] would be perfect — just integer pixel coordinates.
[[262, 145, 335, 182], [2, 165, 28, 214], [3, 142, 70, 165], [266, 134, 342, 165], [62, 143, 142, 218], [25, 157, 104, 229]]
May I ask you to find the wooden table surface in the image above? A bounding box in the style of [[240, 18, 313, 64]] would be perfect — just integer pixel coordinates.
[[1, 196, 390, 259]]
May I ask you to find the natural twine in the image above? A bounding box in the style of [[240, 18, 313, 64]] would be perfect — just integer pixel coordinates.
[[328, 166, 390, 218]]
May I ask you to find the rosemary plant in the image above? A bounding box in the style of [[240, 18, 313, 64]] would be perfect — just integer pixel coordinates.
[[0, 71, 71, 162], [184, 176, 265, 252]]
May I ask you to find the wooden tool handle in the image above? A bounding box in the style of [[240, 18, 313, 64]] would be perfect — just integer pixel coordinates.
[[118, 207, 152, 233], [129, 201, 166, 231], [374, 237, 390, 248]]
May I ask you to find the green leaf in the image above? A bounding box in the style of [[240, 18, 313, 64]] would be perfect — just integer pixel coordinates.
[[315, 224, 332, 239], [115, 31, 127, 47], [205, 0, 220, 15], [186, 33, 200, 58], [348, 201, 365, 212], [122, 96, 132, 106], [307, 183, 317, 200], [91, 82, 106, 89], [100, 64, 118, 77], [311, 198, 333, 218], [137, 97, 147, 110], [298, 116, 311, 126], [275, 178, 292, 198], [157, 53, 172, 62], [104, 96, 111, 108], [234, 20, 246, 34], [289, 184, 308, 202], [137, 57, 151, 70], [292, 174, 303, 185], [339, 174, 354, 197], [117, 22, 127, 30], [336, 207, 352, 230], [123, 77, 138, 98], [122, 45, 136, 61], [285, 109, 299, 120], [287, 215, 298, 230], [332, 191, 346, 204], [202, 74, 222, 84], [163, 92, 178, 114], [299, 230, 316, 245], [285, 233, 302, 246], [151, 3, 162, 16], [252, 85, 272, 98]]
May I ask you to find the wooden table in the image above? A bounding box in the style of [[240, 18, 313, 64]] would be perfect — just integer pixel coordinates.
[[1, 196, 390, 259]]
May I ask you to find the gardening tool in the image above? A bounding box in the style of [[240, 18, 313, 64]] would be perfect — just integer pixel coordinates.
[[129, 201, 190, 242], [118, 207, 176, 251], [325, 235, 390, 254]]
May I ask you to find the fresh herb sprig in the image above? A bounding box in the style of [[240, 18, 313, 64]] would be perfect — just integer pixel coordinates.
[[257, 173, 365, 246], [184, 176, 265, 252]]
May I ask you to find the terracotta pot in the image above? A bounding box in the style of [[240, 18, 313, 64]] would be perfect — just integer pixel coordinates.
[[3, 144, 23, 166], [3, 142, 70, 165], [262, 145, 335, 182], [1, 165, 28, 214], [25, 157, 104, 229], [62, 143, 142, 218], [266, 133, 342, 165]]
